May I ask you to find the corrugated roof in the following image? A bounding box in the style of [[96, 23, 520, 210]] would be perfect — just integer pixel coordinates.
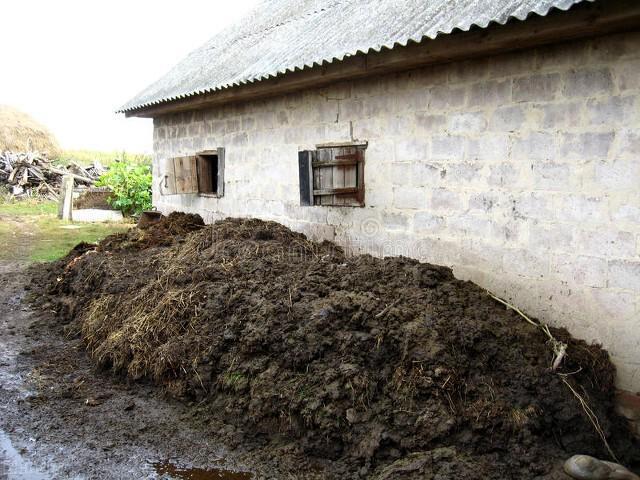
[[119, 0, 592, 113]]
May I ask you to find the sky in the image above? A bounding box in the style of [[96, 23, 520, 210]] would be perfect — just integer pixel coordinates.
[[0, 0, 259, 153]]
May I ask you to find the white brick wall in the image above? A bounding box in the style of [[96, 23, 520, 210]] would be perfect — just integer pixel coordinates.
[[152, 32, 640, 391]]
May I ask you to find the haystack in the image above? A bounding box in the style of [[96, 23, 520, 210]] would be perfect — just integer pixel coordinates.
[[0, 105, 61, 158]]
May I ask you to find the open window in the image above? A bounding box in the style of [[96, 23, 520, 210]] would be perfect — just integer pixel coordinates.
[[195, 151, 221, 195], [298, 143, 365, 207], [160, 148, 225, 197]]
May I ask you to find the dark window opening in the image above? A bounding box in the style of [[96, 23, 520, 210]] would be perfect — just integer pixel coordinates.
[[197, 153, 219, 194]]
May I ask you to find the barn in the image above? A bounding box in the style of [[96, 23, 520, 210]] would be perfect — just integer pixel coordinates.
[[119, 0, 640, 399]]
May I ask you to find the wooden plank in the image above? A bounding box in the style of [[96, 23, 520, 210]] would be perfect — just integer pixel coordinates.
[[355, 147, 365, 206], [160, 157, 177, 195], [312, 168, 319, 205], [312, 152, 321, 206], [298, 150, 313, 206], [28, 166, 46, 181], [316, 141, 368, 149], [312, 146, 365, 207], [315, 148, 334, 206], [339, 149, 362, 206], [312, 158, 358, 167], [173, 156, 198, 194], [126, 0, 640, 118], [48, 167, 95, 184], [343, 163, 357, 189], [312, 187, 359, 196], [321, 166, 335, 206], [217, 147, 225, 197], [58, 175, 74, 221], [331, 147, 346, 207], [7, 167, 18, 183], [20, 167, 29, 185], [334, 146, 361, 207]]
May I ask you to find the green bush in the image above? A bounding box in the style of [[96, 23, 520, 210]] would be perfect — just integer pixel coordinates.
[[96, 160, 152, 216]]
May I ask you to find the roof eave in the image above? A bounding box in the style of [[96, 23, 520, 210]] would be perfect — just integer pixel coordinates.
[[122, 0, 640, 118]]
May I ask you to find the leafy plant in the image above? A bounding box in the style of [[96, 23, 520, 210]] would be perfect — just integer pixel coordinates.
[[96, 160, 152, 216]]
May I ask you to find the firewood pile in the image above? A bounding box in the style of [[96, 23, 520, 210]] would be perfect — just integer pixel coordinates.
[[0, 151, 106, 200]]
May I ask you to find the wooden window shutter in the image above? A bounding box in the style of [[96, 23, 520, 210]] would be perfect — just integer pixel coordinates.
[[160, 157, 177, 195], [312, 146, 365, 207], [217, 147, 225, 197], [298, 150, 314, 206], [173, 156, 199, 194]]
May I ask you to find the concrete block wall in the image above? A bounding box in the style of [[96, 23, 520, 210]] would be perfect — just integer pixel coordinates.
[[616, 391, 640, 439], [152, 32, 640, 391]]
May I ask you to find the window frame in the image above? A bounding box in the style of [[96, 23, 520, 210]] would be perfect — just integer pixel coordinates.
[[195, 149, 225, 198], [298, 141, 367, 208], [160, 148, 225, 197]]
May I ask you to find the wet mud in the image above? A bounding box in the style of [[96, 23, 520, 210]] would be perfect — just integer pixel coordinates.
[[0, 260, 260, 479]]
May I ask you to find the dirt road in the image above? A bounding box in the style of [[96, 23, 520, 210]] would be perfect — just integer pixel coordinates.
[[0, 260, 256, 479]]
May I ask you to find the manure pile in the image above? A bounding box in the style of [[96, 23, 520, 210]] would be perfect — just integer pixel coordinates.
[[33, 213, 639, 479]]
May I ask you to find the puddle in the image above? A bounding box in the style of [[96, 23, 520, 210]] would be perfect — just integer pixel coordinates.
[[153, 460, 252, 480], [0, 430, 48, 479]]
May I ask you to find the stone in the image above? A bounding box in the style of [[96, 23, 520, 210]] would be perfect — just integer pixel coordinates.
[[467, 79, 511, 107], [562, 455, 639, 480], [512, 132, 556, 160], [73, 209, 124, 223], [564, 68, 614, 98], [513, 73, 561, 102], [609, 260, 640, 292], [395, 139, 429, 162], [560, 132, 614, 160], [448, 112, 487, 134], [428, 85, 465, 111], [466, 134, 510, 161], [431, 135, 465, 160], [489, 105, 525, 131], [413, 212, 445, 232], [393, 187, 426, 210], [587, 96, 637, 126]]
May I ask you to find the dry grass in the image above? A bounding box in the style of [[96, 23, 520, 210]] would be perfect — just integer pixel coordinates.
[[77, 220, 322, 391], [0, 105, 60, 158], [510, 405, 542, 428], [80, 247, 203, 382]]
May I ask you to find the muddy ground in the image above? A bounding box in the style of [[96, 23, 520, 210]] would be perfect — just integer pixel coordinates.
[[14, 214, 638, 479], [0, 212, 311, 479], [0, 260, 281, 479]]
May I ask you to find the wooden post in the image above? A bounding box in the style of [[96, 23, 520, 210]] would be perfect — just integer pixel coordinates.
[[58, 174, 74, 221]]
